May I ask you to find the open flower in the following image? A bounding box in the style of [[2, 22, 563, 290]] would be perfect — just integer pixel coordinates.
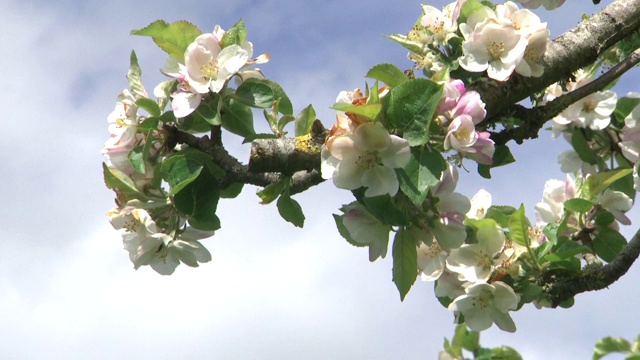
[[448, 281, 519, 332], [459, 18, 528, 81], [467, 189, 492, 220], [321, 122, 410, 197], [446, 219, 507, 282], [417, 240, 447, 281], [341, 202, 392, 261], [552, 90, 617, 131]]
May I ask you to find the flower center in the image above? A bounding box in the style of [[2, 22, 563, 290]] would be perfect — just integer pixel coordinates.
[[474, 250, 494, 271], [487, 41, 505, 59], [454, 126, 472, 142], [524, 47, 540, 62], [471, 291, 491, 309], [583, 99, 597, 112], [355, 152, 378, 170], [201, 59, 220, 79]]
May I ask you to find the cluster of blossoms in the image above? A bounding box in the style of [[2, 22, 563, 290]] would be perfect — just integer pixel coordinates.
[[162, 25, 269, 118], [103, 23, 269, 275], [400, 0, 550, 81]]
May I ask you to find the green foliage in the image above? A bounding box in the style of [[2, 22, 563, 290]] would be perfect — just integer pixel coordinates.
[[485, 205, 517, 228], [220, 182, 244, 199], [103, 162, 147, 201], [221, 97, 256, 140], [136, 98, 161, 117], [173, 164, 221, 231], [127, 50, 147, 100], [160, 155, 204, 196], [508, 204, 530, 247], [365, 63, 409, 88], [612, 96, 640, 126], [583, 169, 633, 200], [294, 104, 317, 137], [277, 187, 305, 228], [397, 147, 446, 204], [593, 336, 638, 360], [478, 144, 516, 179], [353, 190, 408, 226], [234, 78, 276, 108], [219, 19, 247, 49], [392, 228, 418, 301], [332, 213, 367, 248], [571, 128, 598, 165], [332, 102, 382, 120], [256, 178, 288, 204], [127, 145, 146, 174], [458, 0, 486, 25], [383, 78, 443, 146], [131, 20, 202, 61], [592, 227, 627, 262], [563, 198, 594, 213]]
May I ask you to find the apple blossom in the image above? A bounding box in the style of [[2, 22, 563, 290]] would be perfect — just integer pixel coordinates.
[[341, 202, 392, 261], [552, 90, 617, 131], [514, 0, 565, 10], [417, 241, 447, 281], [534, 176, 576, 227], [467, 189, 492, 220], [435, 269, 466, 299], [448, 281, 519, 332], [421, 4, 457, 45], [619, 106, 640, 163], [446, 219, 508, 283], [459, 18, 528, 81], [321, 122, 410, 197], [444, 115, 479, 151], [596, 189, 633, 226], [428, 165, 471, 251]]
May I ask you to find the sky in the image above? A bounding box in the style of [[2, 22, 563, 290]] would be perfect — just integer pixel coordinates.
[[1, 0, 639, 359]]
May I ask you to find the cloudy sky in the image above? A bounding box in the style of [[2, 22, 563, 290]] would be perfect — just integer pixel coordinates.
[[2, 0, 639, 359]]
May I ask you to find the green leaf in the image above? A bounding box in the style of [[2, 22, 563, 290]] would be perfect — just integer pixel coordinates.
[[332, 102, 382, 121], [612, 96, 640, 126], [221, 97, 256, 140], [475, 346, 522, 360], [365, 63, 409, 88], [545, 239, 591, 260], [173, 166, 220, 231], [571, 128, 598, 165], [234, 78, 275, 108], [333, 213, 367, 248], [595, 211, 616, 227], [383, 78, 443, 146], [478, 144, 516, 179], [485, 205, 517, 228], [398, 147, 446, 204], [136, 98, 161, 117], [563, 198, 594, 213], [102, 162, 145, 200], [277, 189, 305, 228], [154, 79, 177, 111], [357, 192, 407, 226], [220, 182, 244, 199], [262, 80, 293, 115], [137, 117, 160, 132], [458, 0, 486, 25], [593, 227, 627, 262], [593, 337, 632, 360], [508, 204, 530, 247], [461, 329, 480, 352], [128, 145, 146, 174], [392, 228, 418, 301], [219, 19, 247, 49], [450, 325, 467, 357], [131, 20, 202, 61], [383, 34, 424, 54], [127, 50, 147, 99], [256, 179, 287, 204], [294, 104, 317, 137], [161, 155, 204, 196], [542, 223, 559, 246], [583, 169, 633, 200]]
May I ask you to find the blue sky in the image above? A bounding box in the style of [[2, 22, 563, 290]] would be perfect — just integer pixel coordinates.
[[1, 0, 639, 359]]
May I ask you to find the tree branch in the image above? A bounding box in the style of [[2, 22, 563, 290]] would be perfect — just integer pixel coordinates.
[[490, 48, 640, 145], [543, 227, 640, 307], [471, 0, 640, 120], [163, 125, 325, 195]]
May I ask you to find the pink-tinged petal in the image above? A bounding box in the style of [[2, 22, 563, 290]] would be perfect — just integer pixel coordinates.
[[380, 135, 411, 168], [171, 91, 202, 118], [361, 165, 399, 197]]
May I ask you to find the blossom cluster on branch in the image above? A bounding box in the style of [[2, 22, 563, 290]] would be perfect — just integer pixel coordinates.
[[101, 0, 640, 336]]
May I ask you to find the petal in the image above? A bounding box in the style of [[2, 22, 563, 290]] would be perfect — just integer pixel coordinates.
[[361, 165, 399, 197]]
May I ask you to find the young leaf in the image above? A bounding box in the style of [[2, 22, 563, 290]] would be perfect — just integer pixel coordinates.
[[161, 155, 204, 196], [128, 145, 146, 174], [220, 182, 244, 199], [485, 205, 517, 228], [294, 104, 317, 137], [593, 227, 627, 262], [173, 167, 220, 231], [571, 128, 598, 165], [131, 20, 202, 61], [398, 147, 446, 204], [583, 169, 633, 200], [235, 79, 276, 108], [261, 79, 293, 115], [332, 103, 382, 120], [127, 50, 147, 99], [392, 228, 418, 301], [102, 162, 146, 200], [332, 214, 367, 248], [221, 97, 256, 140], [136, 98, 161, 117], [612, 96, 640, 126], [478, 145, 516, 179], [277, 189, 305, 228], [508, 204, 529, 247], [593, 337, 632, 360], [219, 19, 247, 49], [383, 78, 443, 146], [256, 179, 287, 204], [563, 198, 594, 213], [365, 63, 409, 88]]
